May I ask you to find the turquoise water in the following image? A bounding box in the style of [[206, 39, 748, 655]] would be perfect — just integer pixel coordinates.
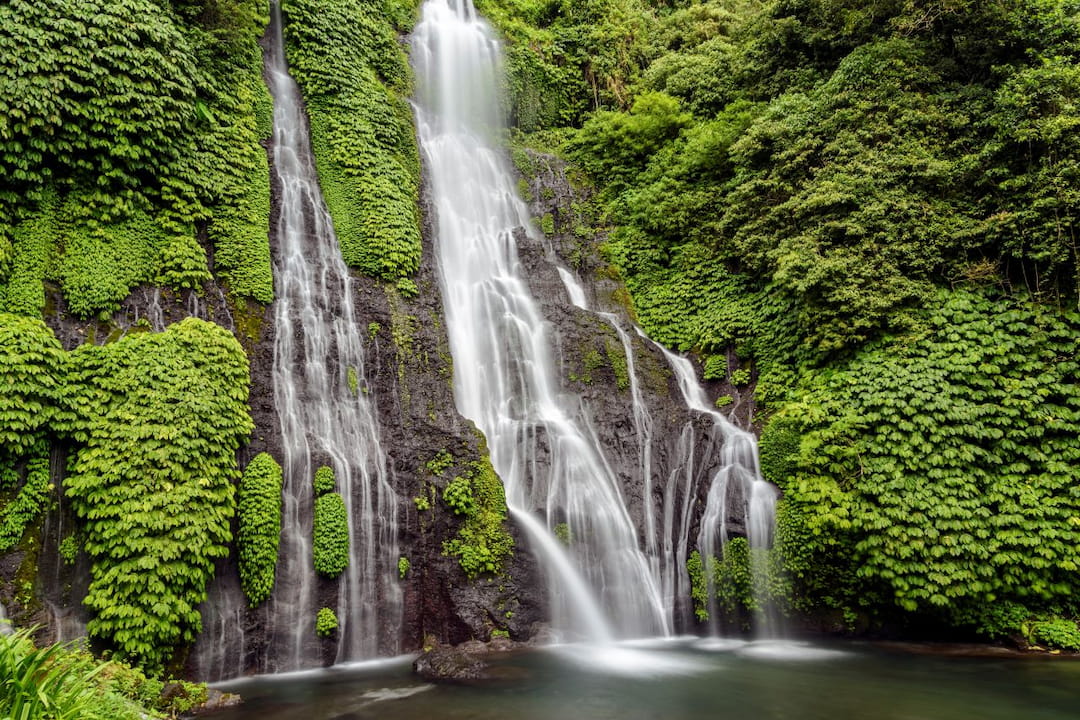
[[209, 639, 1080, 719]]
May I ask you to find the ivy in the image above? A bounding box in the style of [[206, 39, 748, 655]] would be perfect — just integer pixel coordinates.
[[237, 453, 283, 607], [0, 0, 274, 315], [0, 0, 199, 214], [62, 318, 253, 672], [0, 442, 51, 553], [0, 191, 57, 318], [441, 458, 514, 579], [282, 0, 422, 285], [315, 607, 338, 638], [313, 466, 335, 496], [774, 291, 1080, 624], [0, 314, 67, 457], [312, 493, 349, 578]]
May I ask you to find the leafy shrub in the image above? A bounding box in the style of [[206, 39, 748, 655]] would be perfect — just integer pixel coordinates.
[[442, 458, 514, 578], [1028, 618, 1080, 651], [62, 318, 253, 672], [398, 556, 410, 579], [315, 607, 338, 638], [776, 291, 1080, 619], [313, 465, 335, 496], [0, 443, 51, 552], [0, 629, 165, 719], [238, 453, 283, 607], [313, 493, 350, 578], [0, 314, 66, 456]]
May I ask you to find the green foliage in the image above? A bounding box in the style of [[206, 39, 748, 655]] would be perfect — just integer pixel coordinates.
[[604, 336, 630, 391], [702, 354, 727, 381], [758, 413, 802, 486], [346, 366, 359, 395], [442, 458, 514, 579], [687, 550, 709, 621], [0, 0, 273, 314], [0, 629, 153, 720], [0, 627, 211, 719], [205, 45, 275, 305], [237, 453, 283, 607], [776, 291, 1080, 622], [398, 556, 410, 579], [154, 233, 211, 292], [567, 92, 692, 195], [553, 522, 572, 545], [52, 206, 178, 318], [1027, 618, 1080, 651], [282, 0, 422, 285], [426, 449, 454, 476], [0, 192, 57, 317], [497, 0, 1080, 641], [59, 535, 79, 566], [0, 443, 51, 552], [729, 367, 751, 386], [315, 607, 338, 638], [0, 0, 198, 214], [443, 476, 478, 517], [714, 394, 733, 408], [313, 465, 336, 496], [62, 318, 253, 672], [0, 314, 66, 456], [476, 0, 656, 130], [312, 493, 349, 578]]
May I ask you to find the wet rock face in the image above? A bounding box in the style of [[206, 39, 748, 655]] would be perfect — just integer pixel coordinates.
[[365, 170, 547, 651], [8, 145, 762, 677], [512, 149, 758, 631]]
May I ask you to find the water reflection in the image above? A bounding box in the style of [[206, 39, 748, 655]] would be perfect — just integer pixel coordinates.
[[207, 639, 1080, 720]]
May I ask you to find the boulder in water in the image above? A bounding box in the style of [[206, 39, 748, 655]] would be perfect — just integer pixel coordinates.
[[412, 637, 528, 684]]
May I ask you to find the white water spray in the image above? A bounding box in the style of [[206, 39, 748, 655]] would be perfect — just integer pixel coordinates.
[[262, 0, 400, 670], [649, 338, 780, 634], [413, 0, 669, 641]]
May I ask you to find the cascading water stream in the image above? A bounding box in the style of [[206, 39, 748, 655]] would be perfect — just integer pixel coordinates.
[[413, 0, 669, 642], [264, 0, 400, 669], [648, 336, 781, 635]]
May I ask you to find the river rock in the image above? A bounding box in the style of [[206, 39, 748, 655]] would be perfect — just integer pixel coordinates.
[[412, 637, 528, 684]]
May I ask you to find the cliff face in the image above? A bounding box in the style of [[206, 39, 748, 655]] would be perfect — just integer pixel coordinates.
[[0, 134, 760, 679]]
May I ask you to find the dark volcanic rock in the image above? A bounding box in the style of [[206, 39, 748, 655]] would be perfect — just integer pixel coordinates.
[[412, 637, 529, 683]]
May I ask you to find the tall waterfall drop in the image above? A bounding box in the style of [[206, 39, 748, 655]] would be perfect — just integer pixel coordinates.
[[264, 0, 401, 669], [413, 0, 669, 641]]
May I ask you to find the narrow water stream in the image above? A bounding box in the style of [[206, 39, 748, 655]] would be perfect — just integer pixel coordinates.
[[194, 0, 400, 678]]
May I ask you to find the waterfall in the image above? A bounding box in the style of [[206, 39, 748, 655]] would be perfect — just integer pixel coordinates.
[[649, 338, 781, 635], [413, 0, 669, 641], [558, 262, 781, 635], [264, 0, 400, 668], [194, 1, 400, 677]]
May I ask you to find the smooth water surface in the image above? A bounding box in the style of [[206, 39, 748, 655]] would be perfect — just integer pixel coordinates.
[[209, 641, 1080, 720]]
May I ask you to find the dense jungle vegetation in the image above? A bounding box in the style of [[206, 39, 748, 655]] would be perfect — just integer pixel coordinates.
[[1, 0, 1079, 697], [481, 0, 1080, 645]]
